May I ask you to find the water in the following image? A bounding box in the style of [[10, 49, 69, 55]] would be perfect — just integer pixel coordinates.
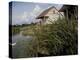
[[12, 34, 32, 45], [11, 31, 33, 58]]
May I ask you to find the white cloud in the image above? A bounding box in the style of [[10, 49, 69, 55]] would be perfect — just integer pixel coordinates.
[[29, 5, 44, 23], [17, 5, 42, 22], [12, 11, 29, 25], [17, 12, 28, 20], [32, 5, 41, 15], [30, 5, 40, 18], [12, 5, 44, 25]]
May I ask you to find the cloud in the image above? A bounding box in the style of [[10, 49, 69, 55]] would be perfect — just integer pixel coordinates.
[[17, 12, 28, 20], [17, 5, 43, 23], [12, 5, 44, 25], [29, 5, 41, 18], [12, 11, 29, 25], [29, 5, 44, 23]]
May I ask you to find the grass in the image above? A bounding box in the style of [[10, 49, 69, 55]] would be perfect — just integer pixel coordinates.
[[27, 17, 78, 56], [12, 39, 33, 58], [12, 17, 78, 57], [12, 26, 20, 35], [22, 26, 35, 36], [22, 25, 41, 36]]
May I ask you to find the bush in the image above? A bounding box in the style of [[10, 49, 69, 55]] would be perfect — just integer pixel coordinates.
[[12, 27, 20, 35], [30, 17, 78, 56]]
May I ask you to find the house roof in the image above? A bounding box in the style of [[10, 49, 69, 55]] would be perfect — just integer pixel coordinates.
[[59, 5, 68, 12], [59, 5, 78, 12], [36, 6, 58, 19]]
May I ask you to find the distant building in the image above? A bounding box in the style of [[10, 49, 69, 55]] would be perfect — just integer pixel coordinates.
[[59, 5, 78, 20], [36, 6, 64, 25]]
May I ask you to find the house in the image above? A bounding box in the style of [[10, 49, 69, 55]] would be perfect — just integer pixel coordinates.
[[59, 5, 78, 20], [36, 6, 64, 25]]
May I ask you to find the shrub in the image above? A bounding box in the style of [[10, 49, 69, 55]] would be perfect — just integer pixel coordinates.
[[27, 17, 78, 56]]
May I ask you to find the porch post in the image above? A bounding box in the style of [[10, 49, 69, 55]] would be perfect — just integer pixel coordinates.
[[43, 16, 46, 24], [66, 9, 69, 20]]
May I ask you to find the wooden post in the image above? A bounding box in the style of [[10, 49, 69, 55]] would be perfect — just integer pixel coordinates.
[[43, 16, 46, 24], [66, 9, 69, 20]]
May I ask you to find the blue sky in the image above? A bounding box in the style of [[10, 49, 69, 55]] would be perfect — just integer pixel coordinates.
[[11, 1, 63, 25]]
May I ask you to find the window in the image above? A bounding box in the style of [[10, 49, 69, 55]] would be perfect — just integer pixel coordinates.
[[53, 10, 55, 14]]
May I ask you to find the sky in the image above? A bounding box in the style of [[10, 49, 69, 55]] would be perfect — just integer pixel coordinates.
[[10, 1, 63, 25]]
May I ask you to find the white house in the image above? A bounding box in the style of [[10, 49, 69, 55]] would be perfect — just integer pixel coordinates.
[[36, 6, 64, 25]]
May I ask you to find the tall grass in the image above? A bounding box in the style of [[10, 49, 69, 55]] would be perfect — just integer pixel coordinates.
[[28, 17, 78, 56], [12, 26, 20, 35]]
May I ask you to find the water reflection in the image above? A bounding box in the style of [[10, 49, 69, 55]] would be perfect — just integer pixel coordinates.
[[11, 31, 33, 58]]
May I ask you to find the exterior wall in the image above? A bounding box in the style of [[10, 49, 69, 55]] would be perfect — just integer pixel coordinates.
[[61, 5, 78, 20], [45, 8, 58, 16], [43, 8, 64, 24]]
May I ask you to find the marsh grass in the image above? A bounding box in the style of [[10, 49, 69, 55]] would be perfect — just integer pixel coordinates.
[[27, 17, 78, 56], [12, 26, 20, 35], [13, 17, 78, 57]]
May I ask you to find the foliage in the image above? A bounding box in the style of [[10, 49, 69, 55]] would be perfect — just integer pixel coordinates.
[[12, 26, 20, 35], [12, 17, 78, 58], [29, 17, 78, 56]]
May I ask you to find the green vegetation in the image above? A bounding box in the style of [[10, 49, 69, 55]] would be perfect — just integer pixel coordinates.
[[12, 23, 36, 35], [12, 17, 78, 58], [26, 17, 78, 56], [12, 26, 20, 35], [22, 26, 35, 36], [12, 39, 33, 58]]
